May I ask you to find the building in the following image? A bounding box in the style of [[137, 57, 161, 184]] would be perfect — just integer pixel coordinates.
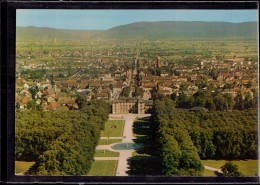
[[109, 98, 153, 114]]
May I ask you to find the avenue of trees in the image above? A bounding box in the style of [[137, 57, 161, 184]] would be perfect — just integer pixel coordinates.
[[16, 100, 110, 175], [151, 97, 258, 176], [151, 98, 204, 176]]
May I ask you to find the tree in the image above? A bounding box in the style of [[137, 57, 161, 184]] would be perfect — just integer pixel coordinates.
[[253, 92, 258, 109], [173, 69, 180, 76], [109, 84, 114, 92], [120, 87, 131, 97], [110, 63, 117, 73], [196, 79, 209, 89], [161, 134, 182, 175], [205, 98, 216, 111], [221, 162, 242, 176], [28, 87, 38, 99], [75, 94, 86, 109], [209, 69, 219, 80], [22, 69, 46, 80], [234, 93, 244, 110], [223, 93, 234, 110], [67, 62, 72, 76], [16, 102, 20, 109], [27, 100, 36, 110], [148, 67, 161, 76], [170, 92, 177, 102], [244, 93, 254, 109], [193, 90, 209, 107], [177, 92, 191, 108], [213, 94, 228, 111], [132, 87, 144, 98], [58, 73, 64, 81], [50, 74, 55, 85], [245, 81, 252, 88]]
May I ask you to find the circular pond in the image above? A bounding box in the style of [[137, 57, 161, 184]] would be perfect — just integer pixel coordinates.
[[112, 143, 140, 150]]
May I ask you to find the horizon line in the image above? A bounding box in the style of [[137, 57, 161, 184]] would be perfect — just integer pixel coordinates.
[[16, 20, 258, 31]]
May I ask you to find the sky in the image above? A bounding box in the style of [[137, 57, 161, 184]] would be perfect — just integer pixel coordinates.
[[17, 9, 258, 30]]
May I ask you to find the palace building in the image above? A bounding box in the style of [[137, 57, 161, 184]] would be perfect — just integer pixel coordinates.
[[109, 98, 153, 114]]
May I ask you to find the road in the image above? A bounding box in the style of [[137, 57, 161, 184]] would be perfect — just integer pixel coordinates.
[[204, 165, 222, 173]]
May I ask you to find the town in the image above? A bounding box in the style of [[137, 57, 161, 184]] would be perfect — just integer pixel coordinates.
[[15, 39, 258, 113]]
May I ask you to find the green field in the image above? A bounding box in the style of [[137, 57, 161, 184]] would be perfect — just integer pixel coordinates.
[[203, 169, 217, 176], [98, 139, 122, 145], [88, 160, 118, 176], [101, 120, 125, 137], [15, 161, 35, 174], [94, 150, 120, 157], [202, 160, 258, 176], [132, 151, 150, 157]]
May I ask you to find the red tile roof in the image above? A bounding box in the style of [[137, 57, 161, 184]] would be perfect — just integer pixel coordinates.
[[46, 101, 59, 110], [21, 96, 30, 104]]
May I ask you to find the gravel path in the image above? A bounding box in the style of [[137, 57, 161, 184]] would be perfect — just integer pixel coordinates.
[[100, 137, 124, 139], [204, 165, 222, 173], [94, 157, 119, 160], [115, 114, 137, 176], [115, 150, 133, 176], [115, 114, 150, 176], [15, 172, 25, 176]]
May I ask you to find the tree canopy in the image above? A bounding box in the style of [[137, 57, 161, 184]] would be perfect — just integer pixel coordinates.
[[16, 100, 110, 175], [221, 162, 242, 177], [150, 98, 257, 176]]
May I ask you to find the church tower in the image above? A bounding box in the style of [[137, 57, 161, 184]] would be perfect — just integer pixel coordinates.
[[156, 56, 161, 68]]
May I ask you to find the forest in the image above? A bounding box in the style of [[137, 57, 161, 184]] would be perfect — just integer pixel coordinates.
[[15, 100, 110, 175], [151, 98, 258, 176]]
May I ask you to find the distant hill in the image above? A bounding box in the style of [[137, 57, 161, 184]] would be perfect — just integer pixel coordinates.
[[16, 26, 101, 41], [16, 21, 258, 41], [102, 21, 258, 39]]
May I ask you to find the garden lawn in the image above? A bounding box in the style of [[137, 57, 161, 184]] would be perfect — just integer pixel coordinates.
[[98, 139, 122, 145], [202, 160, 258, 176], [101, 120, 125, 137], [88, 160, 118, 176], [203, 169, 217, 176], [132, 151, 150, 157], [94, 150, 120, 157], [15, 161, 35, 174]]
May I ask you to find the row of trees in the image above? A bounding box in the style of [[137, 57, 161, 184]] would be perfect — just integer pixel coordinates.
[[16, 100, 110, 175], [21, 69, 47, 80], [173, 109, 258, 159], [151, 97, 258, 176], [151, 99, 204, 176], [171, 90, 257, 111]]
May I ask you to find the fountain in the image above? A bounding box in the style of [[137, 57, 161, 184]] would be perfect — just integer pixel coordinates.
[[112, 143, 140, 150]]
